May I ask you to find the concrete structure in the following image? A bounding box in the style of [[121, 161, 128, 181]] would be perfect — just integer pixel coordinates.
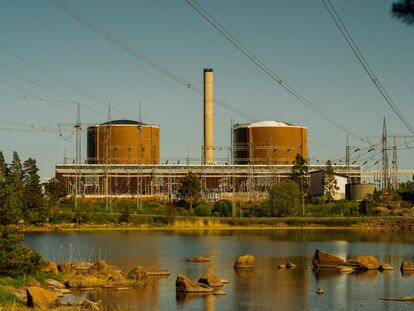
[[87, 120, 160, 165], [346, 183, 376, 201], [310, 170, 348, 201], [203, 68, 214, 165], [233, 121, 307, 165], [55, 164, 360, 200]]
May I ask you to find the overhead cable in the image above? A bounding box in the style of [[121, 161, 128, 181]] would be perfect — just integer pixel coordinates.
[[47, 0, 256, 122], [322, 0, 414, 134], [185, 0, 368, 143]]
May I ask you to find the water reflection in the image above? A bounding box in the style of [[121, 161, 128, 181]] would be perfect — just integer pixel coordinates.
[[24, 230, 414, 311]]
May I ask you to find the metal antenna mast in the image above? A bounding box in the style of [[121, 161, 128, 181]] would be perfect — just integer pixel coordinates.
[[75, 103, 81, 210], [382, 117, 389, 190]]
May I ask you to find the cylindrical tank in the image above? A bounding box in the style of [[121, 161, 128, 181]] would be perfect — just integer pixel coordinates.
[[233, 121, 307, 164], [203, 68, 214, 165], [87, 120, 160, 164], [346, 183, 376, 201]]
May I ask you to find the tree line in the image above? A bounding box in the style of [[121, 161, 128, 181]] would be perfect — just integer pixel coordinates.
[[0, 151, 48, 225]]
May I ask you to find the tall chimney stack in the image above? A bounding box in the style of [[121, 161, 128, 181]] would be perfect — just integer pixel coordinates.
[[203, 68, 214, 165]]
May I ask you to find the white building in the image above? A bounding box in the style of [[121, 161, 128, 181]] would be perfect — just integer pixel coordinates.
[[310, 170, 348, 201]]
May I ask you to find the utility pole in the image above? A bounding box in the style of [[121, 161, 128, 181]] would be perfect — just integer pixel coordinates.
[[382, 117, 389, 190], [345, 134, 350, 181], [105, 104, 112, 212], [74, 103, 81, 211], [392, 135, 398, 189]]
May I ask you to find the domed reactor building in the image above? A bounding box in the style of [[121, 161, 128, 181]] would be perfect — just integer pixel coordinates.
[[233, 121, 307, 164], [87, 120, 160, 164]]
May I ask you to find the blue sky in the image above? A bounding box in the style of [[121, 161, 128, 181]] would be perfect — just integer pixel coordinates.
[[0, 0, 413, 179]]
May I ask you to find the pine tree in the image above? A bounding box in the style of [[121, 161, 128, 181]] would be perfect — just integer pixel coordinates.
[[0, 152, 23, 225], [323, 160, 339, 203], [177, 172, 202, 213], [23, 158, 47, 223], [290, 154, 309, 216], [0, 151, 8, 185]]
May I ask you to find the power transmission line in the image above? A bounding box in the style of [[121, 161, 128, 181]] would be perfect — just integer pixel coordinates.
[[0, 63, 102, 120], [47, 0, 256, 122], [0, 45, 133, 119], [347, 0, 414, 94], [322, 0, 414, 134], [185, 0, 367, 143], [0, 78, 74, 114]]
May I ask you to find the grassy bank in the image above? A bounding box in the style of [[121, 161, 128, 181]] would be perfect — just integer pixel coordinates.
[[20, 215, 414, 232]]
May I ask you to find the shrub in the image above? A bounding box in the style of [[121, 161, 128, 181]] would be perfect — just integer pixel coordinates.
[[194, 204, 212, 216], [213, 200, 232, 217], [269, 180, 301, 216], [0, 226, 44, 276]]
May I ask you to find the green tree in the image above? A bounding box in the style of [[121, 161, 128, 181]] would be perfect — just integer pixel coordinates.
[[23, 158, 48, 223], [323, 160, 339, 203], [177, 172, 202, 213], [290, 154, 309, 216], [392, 0, 414, 24], [0, 152, 23, 225], [268, 180, 301, 217], [46, 177, 67, 203], [0, 151, 8, 185], [0, 225, 44, 276]]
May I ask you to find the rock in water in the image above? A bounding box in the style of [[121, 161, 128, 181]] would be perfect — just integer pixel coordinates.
[[187, 257, 211, 263], [145, 267, 170, 276], [127, 266, 148, 281], [26, 287, 59, 310], [378, 263, 394, 271], [316, 288, 324, 295], [312, 250, 346, 269], [42, 261, 58, 274], [349, 256, 378, 270], [401, 261, 414, 271], [286, 261, 296, 268], [198, 274, 223, 287], [338, 266, 353, 273], [175, 275, 213, 293], [277, 264, 286, 269], [234, 255, 255, 269]]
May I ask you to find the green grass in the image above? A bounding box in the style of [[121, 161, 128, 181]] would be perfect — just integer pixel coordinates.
[[0, 287, 23, 307]]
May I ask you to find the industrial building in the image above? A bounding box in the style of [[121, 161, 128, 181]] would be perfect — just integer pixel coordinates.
[[87, 120, 160, 165], [55, 68, 360, 200], [233, 121, 307, 165]]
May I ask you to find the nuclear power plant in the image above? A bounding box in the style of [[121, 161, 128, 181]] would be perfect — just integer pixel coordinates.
[[55, 68, 360, 199]]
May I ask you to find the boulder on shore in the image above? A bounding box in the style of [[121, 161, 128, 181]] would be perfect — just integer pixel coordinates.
[[176, 275, 213, 293], [234, 255, 255, 269], [44, 278, 65, 289], [198, 274, 223, 287], [42, 261, 58, 274], [58, 262, 73, 273], [26, 287, 59, 310], [312, 250, 346, 269], [401, 261, 414, 271]]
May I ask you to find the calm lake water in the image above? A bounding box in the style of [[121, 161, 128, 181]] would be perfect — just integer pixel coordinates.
[[24, 230, 414, 311]]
